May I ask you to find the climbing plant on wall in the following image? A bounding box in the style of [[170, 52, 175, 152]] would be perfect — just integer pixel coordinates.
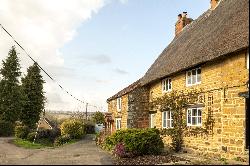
[[149, 89, 209, 152]]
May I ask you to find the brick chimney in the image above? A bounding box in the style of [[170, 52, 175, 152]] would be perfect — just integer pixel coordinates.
[[210, 0, 220, 10], [175, 12, 193, 36]]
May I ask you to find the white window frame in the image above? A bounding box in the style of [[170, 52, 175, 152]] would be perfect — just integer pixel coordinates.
[[117, 97, 122, 111], [187, 108, 202, 127], [116, 118, 121, 130], [162, 111, 173, 128], [162, 78, 172, 93], [150, 113, 156, 128], [186, 67, 201, 86]]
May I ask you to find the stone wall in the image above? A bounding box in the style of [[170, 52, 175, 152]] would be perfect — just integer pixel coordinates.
[[149, 49, 249, 159], [127, 86, 150, 128], [107, 94, 128, 132]]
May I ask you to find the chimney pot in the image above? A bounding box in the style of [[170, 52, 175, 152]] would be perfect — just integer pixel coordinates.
[[210, 0, 220, 10], [175, 12, 192, 36], [178, 14, 182, 20], [182, 12, 187, 17]]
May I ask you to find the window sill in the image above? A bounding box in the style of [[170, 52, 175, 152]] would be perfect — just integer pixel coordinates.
[[187, 124, 202, 127], [162, 90, 172, 94], [186, 82, 201, 87], [162, 127, 174, 129]]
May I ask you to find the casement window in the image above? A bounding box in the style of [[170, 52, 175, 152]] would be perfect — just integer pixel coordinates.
[[116, 118, 121, 130], [117, 97, 122, 111], [149, 113, 156, 128], [187, 108, 202, 126], [186, 67, 201, 86], [247, 49, 249, 70], [162, 111, 173, 128], [162, 78, 172, 92]]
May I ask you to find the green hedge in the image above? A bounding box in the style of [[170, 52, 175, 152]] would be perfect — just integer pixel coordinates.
[[27, 132, 36, 142], [104, 128, 164, 156], [0, 120, 14, 136], [54, 134, 71, 146], [15, 125, 29, 139], [37, 128, 61, 141], [61, 119, 85, 139]]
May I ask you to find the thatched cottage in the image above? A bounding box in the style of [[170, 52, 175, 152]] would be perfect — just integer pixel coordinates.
[[107, 0, 249, 159]]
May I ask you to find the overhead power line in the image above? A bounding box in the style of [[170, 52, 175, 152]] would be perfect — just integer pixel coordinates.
[[0, 23, 102, 110]]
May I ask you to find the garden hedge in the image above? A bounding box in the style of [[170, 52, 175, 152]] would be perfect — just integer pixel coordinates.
[[104, 128, 164, 156]]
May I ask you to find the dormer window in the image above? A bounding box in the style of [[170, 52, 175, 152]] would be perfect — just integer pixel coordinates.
[[186, 67, 201, 86], [117, 97, 122, 111], [162, 78, 172, 92]]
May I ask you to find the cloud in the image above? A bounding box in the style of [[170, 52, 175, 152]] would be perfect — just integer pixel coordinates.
[[113, 68, 128, 75], [83, 54, 112, 65], [119, 0, 128, 4], [0, 0, 106, 111], [95, 79, 111, 84]]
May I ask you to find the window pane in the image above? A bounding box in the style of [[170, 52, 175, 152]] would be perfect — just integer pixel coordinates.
[[197, 68, 201, 82], [167, 120, 170, 128], [167, 111, 170, 120], [168, 79, 172, 90], [198, 109, 202, 116], [187, 110, 191, 124], [187, 72, 191, 84], [192, 69, 196, 84], [163, 119, 166, 128], [162, 80, 166, 91], [170, 119, 173, 128], [192, 117, 197, 125], [192, 109, 197, 116], [188, 117, 191, 124], [198, 117, 202, 124], [164, 112, 167, 120]]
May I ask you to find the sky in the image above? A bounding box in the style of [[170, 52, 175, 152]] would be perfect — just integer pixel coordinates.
[[0, 0, 209, 112]]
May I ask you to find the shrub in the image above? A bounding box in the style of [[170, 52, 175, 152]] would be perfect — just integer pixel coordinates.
[[104, 128, 164, 156], [37, 128, 61, 141], [0, 120, 14, 136], [61, 119, 85, 139], [15, 125, 29, 139], [113, 142, 127, 158], [27, 132, 37, 142], [54, 134, 71, 146]]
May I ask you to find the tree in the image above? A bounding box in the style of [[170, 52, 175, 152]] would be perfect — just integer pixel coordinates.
[[0, 46, 22, 123], [92, 111, 105, 124], [20, 62, 45, 128]]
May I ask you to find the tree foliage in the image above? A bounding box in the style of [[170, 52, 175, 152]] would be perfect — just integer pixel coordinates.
[[92, 111, 105, 124], [0, 46, 22, 123], [20, 62, 45, 128]]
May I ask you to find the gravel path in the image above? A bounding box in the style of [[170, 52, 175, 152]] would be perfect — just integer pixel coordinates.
[[0, 135, 114, 165]]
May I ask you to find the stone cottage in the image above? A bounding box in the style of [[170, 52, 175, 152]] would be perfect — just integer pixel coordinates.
[[107, 0, 249, 159]]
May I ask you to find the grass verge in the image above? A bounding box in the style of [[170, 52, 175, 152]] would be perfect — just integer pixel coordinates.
[[13, 138, 46, 149]]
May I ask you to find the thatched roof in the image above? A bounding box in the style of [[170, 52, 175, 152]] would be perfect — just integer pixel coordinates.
[[107, 79, 141, 102], [140, 0, 249, 86]]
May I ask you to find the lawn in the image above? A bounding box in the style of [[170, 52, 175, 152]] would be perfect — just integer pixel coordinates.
[[13, 138, 47, 149], [13, 138, 80, 149]]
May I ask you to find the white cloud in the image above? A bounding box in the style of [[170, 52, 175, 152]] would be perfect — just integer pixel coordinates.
[[113, 68, 128, 75], [0, 0, 106, 111], [119, 0, 129, 4]]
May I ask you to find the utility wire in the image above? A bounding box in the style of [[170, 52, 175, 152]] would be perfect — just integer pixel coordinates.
[[0, 23, 102, 110]]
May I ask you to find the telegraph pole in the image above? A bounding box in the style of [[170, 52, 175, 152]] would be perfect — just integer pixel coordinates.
[[85, 103, 88, 120]]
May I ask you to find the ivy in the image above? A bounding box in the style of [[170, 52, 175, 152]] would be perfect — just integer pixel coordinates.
[[149, 89, 215, 152]]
